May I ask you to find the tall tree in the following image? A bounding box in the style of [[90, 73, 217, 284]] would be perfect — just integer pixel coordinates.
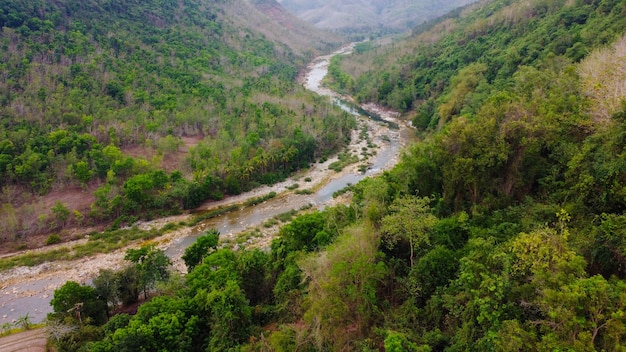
[[381, 196, 437, 267]]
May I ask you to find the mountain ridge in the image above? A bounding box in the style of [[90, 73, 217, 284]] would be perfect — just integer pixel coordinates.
[[277, 0, 478, 34]]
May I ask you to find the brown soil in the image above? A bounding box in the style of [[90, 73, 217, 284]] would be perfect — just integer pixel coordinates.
[[0, 135, 205, 257], [0, 328, 47, 352], [0, 184, 99, 256], [122, 135, 202, 173]]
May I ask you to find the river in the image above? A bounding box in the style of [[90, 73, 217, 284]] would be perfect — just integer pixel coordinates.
[[0, 44, 413, 324]]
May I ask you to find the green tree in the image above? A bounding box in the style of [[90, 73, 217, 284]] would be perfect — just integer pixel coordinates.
[[300, 225, 387, 350], [186, 249, 240, 294], [73, 160, 93, 185], [412, 246, 459, 300], [93, 269, 118, 315], [384, 331, 430, 352], [181, 229, 219, 271], [50, 281, 107, 325], [381, 196, 437, 267], [204, 280, 252, 350], [115, 265, 141, 305], [124, 245, 172, 298], [354, 177, 391, 222], [51, 201, 71, 228], [536, 275, 626, 351], [276, 211, 329, 253], [236, 249, 273, 307]]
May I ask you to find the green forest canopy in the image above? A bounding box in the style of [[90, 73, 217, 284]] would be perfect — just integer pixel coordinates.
[[0, 0, 352, 242], [46, 0, 626, 351]]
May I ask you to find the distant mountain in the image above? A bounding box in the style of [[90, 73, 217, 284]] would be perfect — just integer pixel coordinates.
[[225, 0, 342, 55], [277, 0, 477, 34]]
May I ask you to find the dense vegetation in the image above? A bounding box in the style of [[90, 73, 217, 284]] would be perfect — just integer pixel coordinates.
[[0, 0, 352, 245], [43, 0, 626, 350], [331, 0, 626, 121]]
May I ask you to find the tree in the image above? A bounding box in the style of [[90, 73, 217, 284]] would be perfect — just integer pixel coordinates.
[[50, 281, 107, 325], [181, 229, 219, 272], [115, 265, 140, 305], [300, 224, 387, 350], [355, 177, 391, 222], [93, 269, 118, 315], [381, 196, 437, 267], [536, 275, 626, 351], [236, 249, 273, 307], [578, 34, 626, 122], [51, 201, 71, 228], [276, 211, 329, 253], [412, 246, 459, 300], [186, 249, 240, 294], [73, 160, 93, 185], [384, 331, 430, 352], [204, 280, 252, 350], [124, 245, 172, 298]]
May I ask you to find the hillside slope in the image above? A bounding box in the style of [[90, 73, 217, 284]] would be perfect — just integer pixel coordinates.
[[38, 0, 626, 351], [335, 0, 626, 116], [0, 0, 350, 250], [278, 0, 477, 35], [226, 0, 342, 55]]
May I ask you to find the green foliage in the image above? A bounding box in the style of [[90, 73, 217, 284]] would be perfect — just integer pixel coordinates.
[[51, 201, 70, 228], [328, 151, 360, 172], [412, 246, 459, 300], [274, 211, 331, 253], [46, 0, 626, 350], [50, 281, 107, 325], [45, 233, 62, 245], [381, 196, 437, 267], [115, 265, 141, 306], [384, 331, 430, 352], [124, 245, 172, 298], [0, 0, 354, 233], [236, 249, 273, 307], [300, 224, 387, 350], [346, 0, 626, 113], [181, 229, 219, 271], [204, 280, 252, 350], [13, 314, 32, 331], [243, 191, 277, 206], [92, 269, 117, 314]]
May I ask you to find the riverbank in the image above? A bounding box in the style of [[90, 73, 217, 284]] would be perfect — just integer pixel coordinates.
[[0, 46, 413, 324]]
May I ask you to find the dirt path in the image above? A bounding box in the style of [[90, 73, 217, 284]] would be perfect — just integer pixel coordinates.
[[0, 329, 46, 352]]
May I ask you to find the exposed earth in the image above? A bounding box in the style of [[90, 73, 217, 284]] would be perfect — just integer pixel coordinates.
[[0, 328, 46, 352]]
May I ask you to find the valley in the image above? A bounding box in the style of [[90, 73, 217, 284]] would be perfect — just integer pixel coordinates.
[[0, 44, 412, 325], [2, 0, 626, 350]]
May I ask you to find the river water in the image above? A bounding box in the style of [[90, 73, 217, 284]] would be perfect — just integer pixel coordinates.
[[0, 44, 411, 324], [166, 44, 407, 257]]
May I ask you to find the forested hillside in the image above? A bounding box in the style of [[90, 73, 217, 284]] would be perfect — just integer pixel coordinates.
[[45, 0, 626, 351], [0, 0, 350, 249], [332, 0, 626, 117]]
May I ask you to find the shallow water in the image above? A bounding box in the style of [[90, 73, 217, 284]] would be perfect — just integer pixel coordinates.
[[167, 43, 404, 258]]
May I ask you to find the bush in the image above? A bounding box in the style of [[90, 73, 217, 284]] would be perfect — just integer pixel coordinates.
[[45, 234, 62, 246]]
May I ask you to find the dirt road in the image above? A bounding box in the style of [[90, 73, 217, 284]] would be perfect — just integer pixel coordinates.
[[0, 329, 46, 352]]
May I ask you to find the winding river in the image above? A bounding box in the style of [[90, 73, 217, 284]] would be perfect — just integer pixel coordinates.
[[0, 44, 413, 324]]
